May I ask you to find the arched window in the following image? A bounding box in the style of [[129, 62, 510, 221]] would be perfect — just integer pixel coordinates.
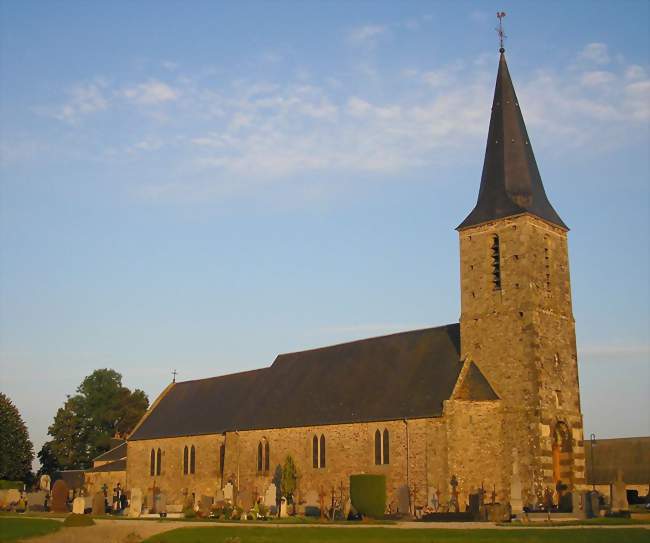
[[491, 235, 501, 290], [374, 430, 381, 465], [257, 442, 263, 472], [156, 448, 162, 476], [312, 435, 319, 468], [183, 446, 189, 475], [150, 449, 155, 476], [190, 445, 196, 474], [264, 440, 270, 472], [219, 443, 225, 476], [382, 429, 390, 465], [319, 434, 326, 468]]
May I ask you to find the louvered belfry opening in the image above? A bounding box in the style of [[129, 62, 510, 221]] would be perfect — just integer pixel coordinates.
[[491, 235, 502, 290]]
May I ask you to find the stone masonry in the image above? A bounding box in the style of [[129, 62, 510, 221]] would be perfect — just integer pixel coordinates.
[[458, 214, 584, 504]]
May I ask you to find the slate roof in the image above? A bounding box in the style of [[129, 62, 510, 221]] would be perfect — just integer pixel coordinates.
[[453, 362, 499, 401], [55, 470, 85, 490], [87, 459, 127, 473], [584, 436, 650, 484], [93, 441, 126, 463], [458, 51, 567, 231], [129, 324, 462, 441]]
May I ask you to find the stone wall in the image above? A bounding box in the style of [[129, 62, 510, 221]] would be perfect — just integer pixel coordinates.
[[127, 417, 461, 511], [85, 470, 127, 497], [444, 399, 505, 505], [458, 214, 584, 505]]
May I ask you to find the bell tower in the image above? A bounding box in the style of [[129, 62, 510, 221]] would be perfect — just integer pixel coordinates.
[[457, 44, 585, 503]]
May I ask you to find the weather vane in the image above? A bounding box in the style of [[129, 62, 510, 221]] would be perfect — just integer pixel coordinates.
[[496, 11, 507, 53], [172, 369, 178, 383]]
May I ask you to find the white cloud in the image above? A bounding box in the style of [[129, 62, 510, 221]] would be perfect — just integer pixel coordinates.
[[33, 42, 650, 201], [161, 61, 179, 71], [347, 24, 387, 48], [580, 71, 615, 86], [625, 64, 646, 80], [122, 80, 179, 105], [49, 81, 108, 123], [580, 344, 650, 358], [578, 43, 610, 65]]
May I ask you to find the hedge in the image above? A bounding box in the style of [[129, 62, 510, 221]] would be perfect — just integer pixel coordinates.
[[0, 480, 23, 490], [350, 474, 386, 518]]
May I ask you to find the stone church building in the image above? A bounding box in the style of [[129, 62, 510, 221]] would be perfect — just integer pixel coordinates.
[[125, 49, 585, 513]]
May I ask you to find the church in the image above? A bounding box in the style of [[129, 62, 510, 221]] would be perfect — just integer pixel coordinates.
[[124, 46, 585, 513]]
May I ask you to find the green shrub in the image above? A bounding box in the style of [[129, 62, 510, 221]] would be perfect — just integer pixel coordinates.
[[63, 514, 95, 527], [350, 474, 386, 518], [0, 480, 23, 490], [182, 506, 196, 518]]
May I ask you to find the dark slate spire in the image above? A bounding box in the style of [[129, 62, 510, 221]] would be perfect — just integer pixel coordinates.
[[457, 51, 567, 230]]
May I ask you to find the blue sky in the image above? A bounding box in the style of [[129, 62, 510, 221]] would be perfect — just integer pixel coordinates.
[[1, 1, 648, 466]]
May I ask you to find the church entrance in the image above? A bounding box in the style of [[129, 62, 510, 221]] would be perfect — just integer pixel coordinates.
[[552, 422, 573, 503]]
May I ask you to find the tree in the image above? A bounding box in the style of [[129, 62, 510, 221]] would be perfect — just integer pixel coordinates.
[[39, 369, 149, 470], [281, 455, 299, 514], [0, 393, 34, 481]]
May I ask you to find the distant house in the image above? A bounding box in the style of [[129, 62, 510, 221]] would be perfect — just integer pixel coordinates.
[[585, 437, 650, 500]]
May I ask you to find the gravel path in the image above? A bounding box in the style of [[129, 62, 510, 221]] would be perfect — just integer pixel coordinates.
[[17, 517, 650, 543]]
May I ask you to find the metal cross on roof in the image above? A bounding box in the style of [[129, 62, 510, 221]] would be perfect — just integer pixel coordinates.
[[496, 11, 507, 53], [172, 369, 178, 383]]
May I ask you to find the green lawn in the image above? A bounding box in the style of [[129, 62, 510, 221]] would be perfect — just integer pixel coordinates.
[[0, 517, 61, 542], [143, 526, 650, 543]]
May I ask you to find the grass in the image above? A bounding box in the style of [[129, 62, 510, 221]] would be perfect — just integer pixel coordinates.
[[0, 517, 61, 542], [143, 526, 650, 543]]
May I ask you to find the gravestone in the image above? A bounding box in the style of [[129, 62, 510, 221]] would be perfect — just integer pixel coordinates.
[[129, 488, 143, 517], [26, 491, 47, 511], [509, 449, 524, 516], [154, 493, 167, 514], [397, 485, 410, 514], [199, 495, 212, 516], [279, 497, 289, 517], [39, 474, 51, 492], [72, 496, 85, 515], [343, 498, 352, 519], [571, 492, 587, 519], [588, 491, 599, 518], [468, 492, 481, 519], [303, 489, 319, 517], [214, 488, 224, 503], [610, 470, 629, 512], [0, 490, 8, 509], [223, 483, 234, 503], [92, 492, 106, 515], [51, 480, 69, 513], [264, 483, 278, 508], [5, 489, 21, 506]]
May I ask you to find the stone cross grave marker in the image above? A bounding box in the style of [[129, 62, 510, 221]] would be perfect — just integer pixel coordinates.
[[509, 449, 524, 515]]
